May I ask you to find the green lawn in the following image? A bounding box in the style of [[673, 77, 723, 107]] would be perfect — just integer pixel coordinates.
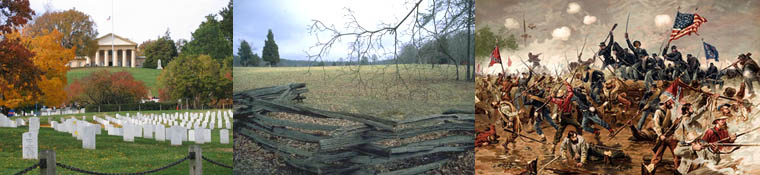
[[233, 64, 474, 119], [0, 125, 232, 174], [67, 67, 162, 96]]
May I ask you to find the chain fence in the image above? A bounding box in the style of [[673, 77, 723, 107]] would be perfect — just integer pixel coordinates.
[[55, 154, 190, 175], [201, 155, 233, 169], [13, 161, 40, 175], [12, 145, 230, 175]]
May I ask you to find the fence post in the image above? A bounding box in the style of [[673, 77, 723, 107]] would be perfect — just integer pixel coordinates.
[[39, 150, 55, 175], [189, 145, 202, 175]]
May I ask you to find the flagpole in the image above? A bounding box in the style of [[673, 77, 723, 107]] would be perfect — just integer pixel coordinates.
[[111, 0, 114, 67]]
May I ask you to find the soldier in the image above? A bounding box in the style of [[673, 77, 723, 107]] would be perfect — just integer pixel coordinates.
[[572, 86, 614, 137], [672, 132, 712, 174], [734, 53, 760, 98], [498, 101, 521, 152], [560, 131, 627, 168], [686, 54, 701, 80], [513, 71, 533, 111], [643, 96, 680, 172], [663, 45, 688, 81], [582, 67, 605, 103], [523, 85, 559, 142], [625, 33, 649, 59], [700, 116, 737, 163], [548, 82, 583, 154], [705, 62, 722, 91], [598, 31, 617, 70]]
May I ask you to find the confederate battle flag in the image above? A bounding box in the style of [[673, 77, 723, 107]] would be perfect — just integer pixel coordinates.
[[669, 12, 707, 41], [489, 46, 502, 67]]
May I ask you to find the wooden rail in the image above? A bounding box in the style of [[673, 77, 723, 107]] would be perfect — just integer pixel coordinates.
[[234, 84, 474, 174]]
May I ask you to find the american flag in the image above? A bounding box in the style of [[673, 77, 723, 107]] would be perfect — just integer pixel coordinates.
[[669, 12, 707, 41]]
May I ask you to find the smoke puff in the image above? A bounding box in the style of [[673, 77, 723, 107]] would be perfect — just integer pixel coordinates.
[[583, 15, 597, 25], [655, 14, 672, 28], [504, 18, 520, 29], [552, 26, 572, 41], [567, 2, 581, 14]]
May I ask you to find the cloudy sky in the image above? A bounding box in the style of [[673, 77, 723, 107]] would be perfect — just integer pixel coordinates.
[[233, 0, 423, 61], [29, 0, 228, 44], [476, 0, 759, 74]]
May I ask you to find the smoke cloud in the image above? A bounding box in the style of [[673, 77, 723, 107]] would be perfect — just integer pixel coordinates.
[[655, 14, 672, 28], [504, 18, 520, 29], [567, 2, 581, 14], [552, 26, 571, 40], [583, 15, 597, 25]]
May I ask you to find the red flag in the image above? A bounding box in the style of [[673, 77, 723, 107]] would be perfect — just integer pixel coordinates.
[[489, 46, 502, 67], [507, 56, 512, 67], [663, 78, 688, 104]]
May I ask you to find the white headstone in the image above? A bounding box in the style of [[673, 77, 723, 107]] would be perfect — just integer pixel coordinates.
[[189, 129, 196, 142], [155, 125, 166, 141], [143, 125, 154, 139], [95, 124, 102, 135], [123, 124, 134, 142], [220, 129, 229, 144], [22, 132, 38, 159], [169, 126, 182, 146], [82, 125, 97, 149], [29, 117, 39, 134], [203, 129, 211, 143]]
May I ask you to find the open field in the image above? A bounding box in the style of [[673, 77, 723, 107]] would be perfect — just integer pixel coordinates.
[[0, 126, 232, 174], [67, 67, 162, 96], [233, 64, 474, 118]]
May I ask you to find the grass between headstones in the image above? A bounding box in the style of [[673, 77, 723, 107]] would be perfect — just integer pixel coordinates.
[[0, 124, 232, 174]]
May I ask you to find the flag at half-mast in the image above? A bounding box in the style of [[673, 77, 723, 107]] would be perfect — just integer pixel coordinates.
[[703, 41, 719, 61], [669, 12, 707, 41], [489, 46, 502, 67]]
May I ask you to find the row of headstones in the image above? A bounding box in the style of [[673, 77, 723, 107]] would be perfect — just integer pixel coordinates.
[[111, 112, 232, 130], [0, 115, 26, 127]]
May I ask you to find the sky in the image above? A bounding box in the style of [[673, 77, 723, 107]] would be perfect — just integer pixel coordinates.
[[233, 0, 423, 61], [476, 0, 760, 74], [29, 0, 229, 45]]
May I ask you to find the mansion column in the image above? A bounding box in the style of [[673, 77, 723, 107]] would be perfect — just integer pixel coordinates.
[[95, 50, 101, 66], [111, 49, 116, 67], [121, 49, 127, 67], [85, 56, 91, 67], [131, 49, 136, 68]]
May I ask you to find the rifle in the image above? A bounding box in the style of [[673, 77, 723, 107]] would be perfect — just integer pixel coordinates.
[[713, 125, 760, 143], [602, 24, 618, 44], [652, 116, 683, 153], [503, 128, 543, 143]]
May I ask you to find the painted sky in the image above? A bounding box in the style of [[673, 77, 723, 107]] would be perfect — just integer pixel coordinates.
[[29, 0, 228, 44], [476, 0, 760, 74], [233, 0, 424, 61]]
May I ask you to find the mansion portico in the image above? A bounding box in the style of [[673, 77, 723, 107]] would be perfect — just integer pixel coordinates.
[[67, 33, 146, 68]]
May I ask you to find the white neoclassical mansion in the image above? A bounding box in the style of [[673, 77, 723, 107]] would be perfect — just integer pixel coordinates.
[[67, 33, 146, 68]]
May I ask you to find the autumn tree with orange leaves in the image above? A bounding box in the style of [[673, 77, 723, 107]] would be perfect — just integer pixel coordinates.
[[0, 0, 40, 110], [7, 29, 76, 107]]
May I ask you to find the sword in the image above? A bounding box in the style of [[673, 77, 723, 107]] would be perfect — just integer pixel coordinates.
[[625, 12, 630, 33]]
